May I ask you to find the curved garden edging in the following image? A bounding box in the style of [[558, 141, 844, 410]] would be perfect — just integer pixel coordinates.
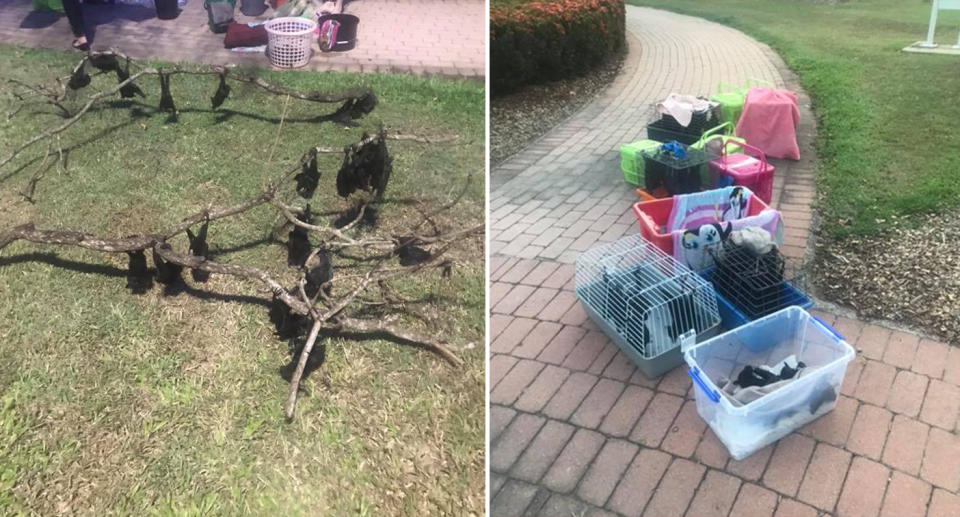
[[490, 0, 626, 95]]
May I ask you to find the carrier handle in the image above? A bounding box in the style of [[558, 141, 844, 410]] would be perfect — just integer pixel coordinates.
[[688, 367, 720, 403], [812, 315, 845, 342], [722, 141, 769, 168], [698, 122, 735, 142]]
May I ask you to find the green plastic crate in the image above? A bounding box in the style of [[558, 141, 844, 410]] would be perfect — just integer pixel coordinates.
[[620, 139, 660, 186]]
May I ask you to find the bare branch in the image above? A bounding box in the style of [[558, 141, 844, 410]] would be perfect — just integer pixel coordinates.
[[284, 319, 323, 419]]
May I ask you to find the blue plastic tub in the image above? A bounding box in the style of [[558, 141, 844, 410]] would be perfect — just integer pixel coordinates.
[[699, 267, 812, 334]]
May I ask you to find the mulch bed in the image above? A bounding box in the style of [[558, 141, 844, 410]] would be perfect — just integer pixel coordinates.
[[814, 212, 960, 344], [490, 52, 624, 166]]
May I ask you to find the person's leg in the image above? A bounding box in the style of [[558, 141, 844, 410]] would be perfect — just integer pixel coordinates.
[[61, 0, 88, 46]]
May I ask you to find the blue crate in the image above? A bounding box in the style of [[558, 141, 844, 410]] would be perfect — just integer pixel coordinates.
[[699, 267, 812, 335]]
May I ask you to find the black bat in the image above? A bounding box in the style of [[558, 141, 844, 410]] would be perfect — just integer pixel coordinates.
[[158, 70, 177, 119], [294, 150, 319, 199], [395, 235, 430, 266], [287, 205, 313, 267], [335, 130, 392, 200], [186, 220, 210, 283], [125, 250, 152, 294], [116, 58, 145, 99], [89, 53, 119, 73], [210, 72, 230, 109], [68, 63, 90, 90], [152, 244, 183, 284], [304, 248, 333, 298]]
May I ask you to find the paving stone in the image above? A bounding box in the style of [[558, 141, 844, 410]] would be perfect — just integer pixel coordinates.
[[607, 448, 672, 517], [538, 326, 588, 365], [797, 443, 851, 511], [500, 260, 540, 284], [491, 354, 519, 390], [912, 338, 949, 379], [538, 494, 590, 517], [882, 414, 929, 476], [656, 366, 691, 396], [490, 405, 517, 443], [641, 458, 705, 517], [943, 346, 960, 386], [886, 370, 929, 418], [515, 365, 571, 413], [520, 261, 562, 287], [491, 359, 545, 405], [543, 372, 599, 420], [490, 473, 506, 501], [541, 428, 605, 493], [577, 439, 638, 507], [919, 379, 960, 430], [491, 413, 545, 473], [879, 471, 930, 517], [541, 263, 575, 290], [602, 352, 637, 382], [726, 444, 773, 482], [928, 489, 960, 517], [774, 499, 818, 517], [511, 420, 576, 483], [492, 480, 539, 517], [920, 426, 960, 491], [562, 330, 609, 370], [629, 392, 684, 448], [694, 429, 731, 470], [854, 361, 896, 407], [491, 317, 538, 354], [856, 324, 891, 361], [492, 284, 537, 315], [684, 470, 740, 517], [846, 404, 892, 460], [882, 330, 920, 369], [600, 384, 654, 438], [537, 291, 579, 322], [559, 302, 590, 327], [836, 456, 890, 517], [730, 483, 778, 517], [512, 321, 563, 359], [514, 288, 560, 319], [571, 378, 626, 429], [661, 400, 707, 458], [762, 433, 816, 496]]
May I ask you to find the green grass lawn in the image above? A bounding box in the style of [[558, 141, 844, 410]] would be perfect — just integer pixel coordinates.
[[630, 0, 960, 238], [0, 44, 484, 515]]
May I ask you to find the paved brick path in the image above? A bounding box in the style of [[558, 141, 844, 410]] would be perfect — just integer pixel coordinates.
[[0, 0, 483, 78], [490, 7, 960, 517]]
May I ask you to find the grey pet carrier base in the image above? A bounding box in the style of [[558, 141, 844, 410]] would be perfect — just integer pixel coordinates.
[[575, 235, 722, 379]]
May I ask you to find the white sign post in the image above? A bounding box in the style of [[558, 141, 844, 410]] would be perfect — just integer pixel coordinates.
[[919, 0, 960, 49]]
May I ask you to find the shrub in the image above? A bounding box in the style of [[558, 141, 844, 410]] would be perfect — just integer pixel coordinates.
[[490, 0, 626, 95]]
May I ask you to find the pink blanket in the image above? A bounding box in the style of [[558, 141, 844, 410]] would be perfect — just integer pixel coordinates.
[[735, 87, 800, 160]]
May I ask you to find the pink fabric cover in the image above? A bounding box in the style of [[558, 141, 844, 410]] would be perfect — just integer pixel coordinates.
[[735, 87, 800, 160]]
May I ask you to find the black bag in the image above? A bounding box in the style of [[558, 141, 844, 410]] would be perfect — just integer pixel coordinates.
[[203, 0, 236, 34]]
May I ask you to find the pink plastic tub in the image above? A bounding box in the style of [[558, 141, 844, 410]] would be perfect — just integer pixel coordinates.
[[708, 142, 775, 204]]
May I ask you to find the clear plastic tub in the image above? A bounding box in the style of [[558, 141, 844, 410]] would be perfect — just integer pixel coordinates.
[[684, 306, 855, 460]]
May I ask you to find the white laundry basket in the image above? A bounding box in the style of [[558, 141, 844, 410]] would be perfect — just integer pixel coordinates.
[[265, 17, 317, 69], [684, 306, 855, 460]]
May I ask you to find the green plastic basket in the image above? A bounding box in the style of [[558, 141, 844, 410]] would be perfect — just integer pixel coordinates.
[[709, 79, 774, 125], [31, 0, 64, 11], [620, 139, 660, 186]]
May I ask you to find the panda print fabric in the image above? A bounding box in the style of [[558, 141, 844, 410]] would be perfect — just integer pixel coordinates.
[[665, 186, 783, 271]]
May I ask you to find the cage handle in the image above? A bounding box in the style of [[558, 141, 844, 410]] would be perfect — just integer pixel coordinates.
[[812, 315, 845, 342], [688, 367, 720, 403]]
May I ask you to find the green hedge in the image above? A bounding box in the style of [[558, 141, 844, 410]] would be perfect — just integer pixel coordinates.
[[490, 0, 626, 95]]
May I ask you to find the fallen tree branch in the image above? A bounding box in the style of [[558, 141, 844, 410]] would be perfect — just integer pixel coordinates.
[[336, 316, 463, 367], [284, 319, 323, 419]]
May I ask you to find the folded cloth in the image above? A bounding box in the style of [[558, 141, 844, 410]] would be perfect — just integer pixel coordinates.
[[657, 94, 715, 128], [719, 355, 807, 407], [224, 22, 268, 48]]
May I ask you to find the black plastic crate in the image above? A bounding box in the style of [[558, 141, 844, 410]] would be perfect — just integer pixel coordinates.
[[640, 144, 713, 196], [647, 118, 702, 145]]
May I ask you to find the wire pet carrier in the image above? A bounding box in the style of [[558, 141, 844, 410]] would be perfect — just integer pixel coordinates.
[[708, 240, 810, 321], [575, 235, 722, 379]]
